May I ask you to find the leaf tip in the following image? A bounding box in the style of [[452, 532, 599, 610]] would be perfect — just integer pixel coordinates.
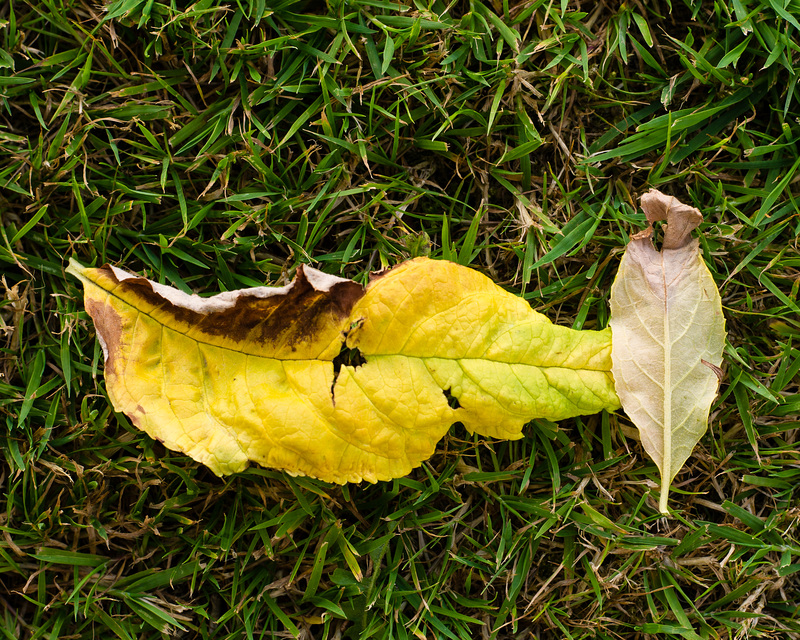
[[66, 257, 87, 280]]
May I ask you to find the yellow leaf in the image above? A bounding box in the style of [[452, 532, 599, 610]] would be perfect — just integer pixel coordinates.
[[609, 190, 726, 514], [67, 257, 619, 483]]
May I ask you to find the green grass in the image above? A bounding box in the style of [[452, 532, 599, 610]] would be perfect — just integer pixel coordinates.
[[2, 0, 800, 638]]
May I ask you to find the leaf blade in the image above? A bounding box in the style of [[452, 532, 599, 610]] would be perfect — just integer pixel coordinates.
[[609, 191, 726, 513], [69, 257, 620, 483]]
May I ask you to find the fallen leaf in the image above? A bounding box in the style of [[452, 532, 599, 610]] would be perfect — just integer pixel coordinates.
[[67, 257, 620, 482], [609, 189, 726, 514]]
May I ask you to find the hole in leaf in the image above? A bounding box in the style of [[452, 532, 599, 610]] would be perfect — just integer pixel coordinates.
[[331, 344, 367, 400], [334, 345, 366, 372], [651, 221, 664, 251], [443, 388, 461, 409]]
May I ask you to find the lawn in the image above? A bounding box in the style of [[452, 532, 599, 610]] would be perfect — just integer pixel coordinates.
[[2, 1, 800, 638]]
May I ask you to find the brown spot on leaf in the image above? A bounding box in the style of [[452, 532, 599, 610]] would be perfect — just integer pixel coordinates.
[[98, 265, 365, 350], [328, 280, 367, 317], [85, 297, 123, 370], [128, 405, 146, 429]]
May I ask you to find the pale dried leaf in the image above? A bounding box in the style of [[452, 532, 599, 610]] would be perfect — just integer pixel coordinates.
[[610, 190, 726, 513]]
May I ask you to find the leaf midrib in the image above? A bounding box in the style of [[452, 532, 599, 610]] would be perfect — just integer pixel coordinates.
[[661, 252, 672, 512]]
